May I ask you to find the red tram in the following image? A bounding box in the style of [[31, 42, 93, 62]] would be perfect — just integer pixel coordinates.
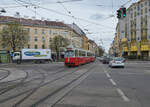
[[64, 47, 95, 67]]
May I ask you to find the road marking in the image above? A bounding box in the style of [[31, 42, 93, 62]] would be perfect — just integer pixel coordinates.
[[144, 70, 150, 74], [116, 88, 130, 102], [103, 67, 130, 102], [106, 72, 111, 78], [109, 78, 117, 86]]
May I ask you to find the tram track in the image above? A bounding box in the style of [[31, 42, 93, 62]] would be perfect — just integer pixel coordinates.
[[12, 65, 89, 107], [0, 69, 29, 96], [0, 65, 80, 104], [0, 63, 95, 107], [0, 67, 65, 96], [15, 63, 95, 107], [0, 69, 10, 81], [32, 63, 96, 107]]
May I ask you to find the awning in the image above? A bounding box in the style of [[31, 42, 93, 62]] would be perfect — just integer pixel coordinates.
[[130, 46, 138, 52], [141, 45, 149, 51], [123, 47, 128, 52]]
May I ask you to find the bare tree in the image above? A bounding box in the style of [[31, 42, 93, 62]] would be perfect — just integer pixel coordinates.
[[50, 35, 70, 60], [0, 22, 28, 52]]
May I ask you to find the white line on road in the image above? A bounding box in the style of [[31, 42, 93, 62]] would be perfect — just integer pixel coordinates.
[[116, 88, 130, 102], [109, 78, 117, 86], [103, 67, 130, 102], [106, 72, 111, 78]]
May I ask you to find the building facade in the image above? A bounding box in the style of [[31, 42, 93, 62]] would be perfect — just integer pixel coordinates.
[[119, 0, 150, 60], [0, 16, 83, 51]]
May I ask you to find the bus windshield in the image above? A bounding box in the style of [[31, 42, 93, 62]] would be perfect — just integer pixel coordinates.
[[65, 50, 74, 57]]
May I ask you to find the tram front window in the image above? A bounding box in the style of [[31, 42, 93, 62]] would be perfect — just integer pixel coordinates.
[[65, 50, 75, 57]]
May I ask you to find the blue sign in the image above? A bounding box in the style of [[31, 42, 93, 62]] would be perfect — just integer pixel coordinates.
[[24, 51, 40, 56]]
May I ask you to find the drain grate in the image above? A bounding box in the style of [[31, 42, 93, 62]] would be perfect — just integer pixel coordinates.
[[53, 104, 96, 107]]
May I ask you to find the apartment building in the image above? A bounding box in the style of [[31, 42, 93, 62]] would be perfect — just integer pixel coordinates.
[[0, 16, 83, 51], [119, 0, 150, 59]]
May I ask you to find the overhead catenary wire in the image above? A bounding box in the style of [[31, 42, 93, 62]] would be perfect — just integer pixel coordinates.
[[14, 0, 42, 18], [121, 0, 132, 7], [12, 0, 114, 29]]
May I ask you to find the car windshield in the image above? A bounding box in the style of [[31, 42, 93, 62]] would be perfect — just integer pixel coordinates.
[[114, 57, 124, 61]]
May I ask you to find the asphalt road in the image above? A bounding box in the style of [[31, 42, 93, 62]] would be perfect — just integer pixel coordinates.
[[0, 61, 150, 107]]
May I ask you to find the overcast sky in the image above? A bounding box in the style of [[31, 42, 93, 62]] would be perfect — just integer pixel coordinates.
[[0, 0, 139, 52]]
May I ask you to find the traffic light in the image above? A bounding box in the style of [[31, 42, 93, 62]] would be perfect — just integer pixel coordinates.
[[117, 9, 121, 19], [122, 8, 126, 17]]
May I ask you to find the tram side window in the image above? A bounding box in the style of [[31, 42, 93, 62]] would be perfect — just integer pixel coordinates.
[[79, 50, 86, 57], [87, 52, 91, 56], [65, 50, 75, 57], [82, 51, 86, 56], [79, 50, 82, 56], [75, 50, 79, 56]]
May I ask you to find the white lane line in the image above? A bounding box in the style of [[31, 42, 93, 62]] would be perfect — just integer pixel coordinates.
[[109, 78, 117, 86], [106, 73, 111, 78], [116, 88, 130, 102]]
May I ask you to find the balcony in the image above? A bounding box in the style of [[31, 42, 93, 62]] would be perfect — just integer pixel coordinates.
[[130, 46, 138, 52], [121, 38, 128, 43], [140, 40, 149, 51], [123, 47, 128, 52], [141, 45, 149, 51]]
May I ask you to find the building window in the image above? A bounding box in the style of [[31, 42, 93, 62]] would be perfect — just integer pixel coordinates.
[[27, 44, 30, 49], [42, 45, 45, 49], [141, 9, 143, 15], [2, 43, 5, 48], [134, 6, 136, 10], [42, 29, 45, 34], [49, 37, 52, 42], [53, 31, 58, 35], [137, 5, 140, 11], [134, 12, 136, 17], [42, 36, 45, 42], [141, 3, 143, 8], [61, 31, 67, 36], [49, 30, 52, 35], [145, 1, 147, 5], [34, 29, 38, 34], [145, 7, 147, 13], [131, 13, 133, 18], [27, 36, 30, 41], [35, 45, 38, 49], [2, 26, 6, 31], [149, 1, 150, 6], [26, 28, 30, 33], [34, 36, 38, 41]]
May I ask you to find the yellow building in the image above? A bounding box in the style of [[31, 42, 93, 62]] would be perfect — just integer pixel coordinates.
[[0, 16, 83, 52], [88, 39, 97, 54], [118, 0, 150, 60], [82, 35, 88, 50]]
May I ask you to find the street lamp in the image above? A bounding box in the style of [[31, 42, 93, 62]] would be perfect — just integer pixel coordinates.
[[0, 8, 6, 13], [0, 8, 6, 15]]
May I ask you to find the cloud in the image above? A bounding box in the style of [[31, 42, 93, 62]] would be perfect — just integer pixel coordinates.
[[90, 13, 104, 20]]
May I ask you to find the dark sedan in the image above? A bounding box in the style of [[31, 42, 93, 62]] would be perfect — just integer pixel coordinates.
[[102, 58, 110, 64]]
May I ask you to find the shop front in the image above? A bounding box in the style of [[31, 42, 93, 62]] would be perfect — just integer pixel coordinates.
[[0, 50, 10, 63]]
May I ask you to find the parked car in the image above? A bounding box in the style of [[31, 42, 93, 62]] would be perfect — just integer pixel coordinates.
[[109, 57, 125, 68]]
